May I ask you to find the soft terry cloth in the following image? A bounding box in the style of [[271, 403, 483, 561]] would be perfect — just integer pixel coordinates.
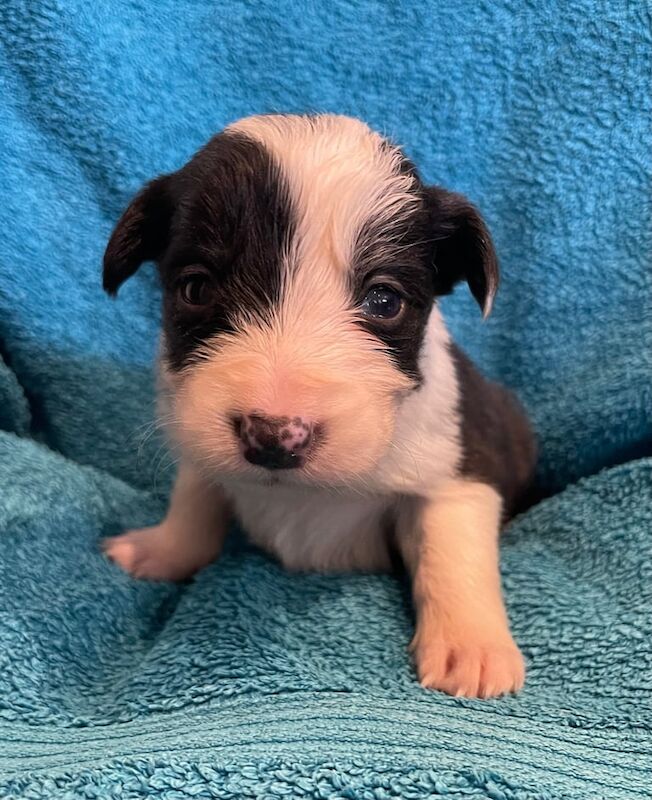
[[0, 2, 650, 798]]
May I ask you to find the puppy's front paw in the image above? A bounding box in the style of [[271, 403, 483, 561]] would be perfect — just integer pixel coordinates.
[[102, 526, 212, 581], [412, 630, 525, 698]]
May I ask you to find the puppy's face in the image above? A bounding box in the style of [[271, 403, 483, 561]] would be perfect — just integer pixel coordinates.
[[104, 115, 497, 487]]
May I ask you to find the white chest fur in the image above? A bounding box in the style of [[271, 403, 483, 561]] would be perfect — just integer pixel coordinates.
[[226, 482, 393, 573]]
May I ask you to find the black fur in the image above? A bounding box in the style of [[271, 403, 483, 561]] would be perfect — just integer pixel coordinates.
[[104, 132, 294, 371], [103, 175, 174, 294], [424, 187, 499, 316], [449, 343, 537, 516]]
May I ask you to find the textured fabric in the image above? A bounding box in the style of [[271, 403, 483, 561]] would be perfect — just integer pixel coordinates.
[[0, 1, 650, 798]]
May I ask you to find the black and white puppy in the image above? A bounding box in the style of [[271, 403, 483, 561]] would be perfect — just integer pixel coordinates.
[[103, 114, 536, 698]]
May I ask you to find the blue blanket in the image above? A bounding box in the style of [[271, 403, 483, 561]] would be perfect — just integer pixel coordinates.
[[0, 2, 650, 797]]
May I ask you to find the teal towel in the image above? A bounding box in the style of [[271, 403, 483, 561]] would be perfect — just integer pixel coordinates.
[[0, 2, 650, 798]]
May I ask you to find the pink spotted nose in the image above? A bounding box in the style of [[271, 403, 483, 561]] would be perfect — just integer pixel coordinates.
[[233, 412, 318, 470]]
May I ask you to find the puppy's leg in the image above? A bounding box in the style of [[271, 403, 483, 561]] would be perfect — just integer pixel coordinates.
[[103, 462, 228, 581], [398, 480, 524, 698]]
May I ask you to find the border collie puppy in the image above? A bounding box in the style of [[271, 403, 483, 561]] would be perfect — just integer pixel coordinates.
[[102, 114, 536, 698]]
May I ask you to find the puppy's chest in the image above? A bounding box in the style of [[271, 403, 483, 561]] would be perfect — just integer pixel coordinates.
[[226, 483, 394, 573]]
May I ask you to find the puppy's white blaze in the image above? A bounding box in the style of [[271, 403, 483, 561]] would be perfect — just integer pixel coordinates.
[[228, 114, 419, 275]]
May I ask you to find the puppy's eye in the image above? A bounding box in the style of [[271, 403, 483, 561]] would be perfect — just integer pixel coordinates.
[[178, 273, 211, 307], [360, 285, 404, 320]]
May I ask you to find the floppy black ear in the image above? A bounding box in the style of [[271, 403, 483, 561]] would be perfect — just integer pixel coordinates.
[[425, 186, 499, 318], [103, 176, 174, 295]]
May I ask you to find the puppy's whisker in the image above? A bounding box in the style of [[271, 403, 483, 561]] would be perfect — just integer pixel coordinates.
[[387, 439, 424, 488], [139, 414, 180, 453]]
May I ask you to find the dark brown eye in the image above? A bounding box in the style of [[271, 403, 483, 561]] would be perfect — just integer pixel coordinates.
[[360, 284, 404, 320], [179, 273, 211, 306]]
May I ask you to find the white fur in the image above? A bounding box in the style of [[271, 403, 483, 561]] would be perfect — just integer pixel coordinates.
[[103, 462, 228, 581], [226, 480, 392, 573], [397, 480, 525, 697]]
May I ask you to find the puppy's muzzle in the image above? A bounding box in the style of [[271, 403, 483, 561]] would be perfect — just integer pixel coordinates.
[[233, 413, 318, 470]]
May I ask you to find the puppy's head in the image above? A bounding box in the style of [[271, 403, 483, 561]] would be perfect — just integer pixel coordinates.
[[104, 114, 497, 486]]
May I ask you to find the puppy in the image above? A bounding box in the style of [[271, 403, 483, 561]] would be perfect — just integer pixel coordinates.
[[102, 114, 536, 698]]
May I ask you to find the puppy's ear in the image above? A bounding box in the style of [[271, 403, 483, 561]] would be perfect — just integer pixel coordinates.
[[103, 175, 174, 295], [425, 186, 499, 318]]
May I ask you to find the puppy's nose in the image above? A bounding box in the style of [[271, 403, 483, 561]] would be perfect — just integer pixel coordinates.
[[234, 413, 315, 470]]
